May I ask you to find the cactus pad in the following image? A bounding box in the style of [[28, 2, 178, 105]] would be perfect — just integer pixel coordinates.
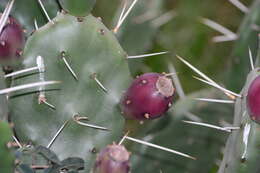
[[58, 0, 96, 17], [10, 12, 132, 172]]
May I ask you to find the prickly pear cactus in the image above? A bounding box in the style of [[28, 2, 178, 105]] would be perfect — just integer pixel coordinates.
[[10, 12, 132, 172], [1, 0, 260, 172], [0, 121, 14, 173], [58, 0, 96, 17], [217, 28, 260, 173], [0, 70, 8, 121]]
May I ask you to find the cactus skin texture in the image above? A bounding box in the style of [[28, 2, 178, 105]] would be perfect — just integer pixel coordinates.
[[120, 73, 174, 120], [93, 144, 130, 173], [247, 75, 260, 123], [217, 68, 260, 173], [0, 121, 14, 173], [10, 12, 132, 172], [0, 14, 25, 64], [0, 70, 8, 121], [58, 0, 96, 17]]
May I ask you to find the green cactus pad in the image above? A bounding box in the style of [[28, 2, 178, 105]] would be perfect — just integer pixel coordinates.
[[0, 70, 8, 121], [0, 121, 14, 173], [58, 0, 96, 17], [10, 12, 131, 172]]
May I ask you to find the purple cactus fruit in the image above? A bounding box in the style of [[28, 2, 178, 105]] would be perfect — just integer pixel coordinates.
[[0, 14, 25, 62], [247, 75, 260, 123], [120, 73, 175, 120], [93, 144, 130, 173]]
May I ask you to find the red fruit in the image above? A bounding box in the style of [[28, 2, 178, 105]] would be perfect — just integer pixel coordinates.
[[120, 73, 175, 120], [0, 14, 25, 63], [247, 75, 260, 123], [93, 144, 130, 173]]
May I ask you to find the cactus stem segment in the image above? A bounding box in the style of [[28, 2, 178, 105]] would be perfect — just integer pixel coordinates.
[[125, 136, 196, 160], [228, 0, 249, 13], [113, 0, 139, 33], [91, 73, 108, 92], [183, 120, 240, 133], [0, 0, 15, 33], [47, 120, 69, 148], [37, 0, 54, 24], [200, 18, 237, 42], [12, 135, 22, 148], [193, 76, 241, 99], [248, 47, 255, 70], [34, 19, 39, 30], [0, 81, 60, 95], [73, 115, 109, 131], [194, 98, 235, 104], [61, 51, 78, 81], [127, 51, 168, 59]]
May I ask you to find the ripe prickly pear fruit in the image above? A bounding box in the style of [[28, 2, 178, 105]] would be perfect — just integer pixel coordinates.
[[93, 144, 130, 173], [247, 75, 260, 123], [120, 73, 175, 120], [0, 15, 25, 64]]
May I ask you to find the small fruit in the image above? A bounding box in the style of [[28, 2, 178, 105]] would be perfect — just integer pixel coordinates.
[[0, 15, 25, 63], [93, 144, 130, 173], [120, 73, 175, 120], [247, 75, 260, 123]]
